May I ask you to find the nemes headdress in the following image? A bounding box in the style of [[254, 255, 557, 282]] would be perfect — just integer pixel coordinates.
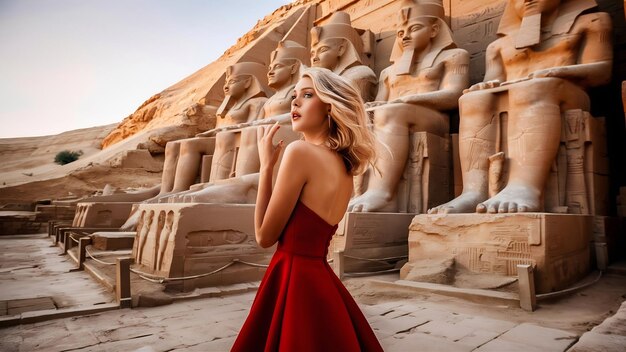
[[217, 62, 271, 118], [390, 0, 455, 74], [497, 0, 597, 49], [310, 11, 366, 75]]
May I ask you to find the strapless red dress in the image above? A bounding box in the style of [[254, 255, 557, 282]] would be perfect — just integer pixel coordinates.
[[231, 200, 383, 352]]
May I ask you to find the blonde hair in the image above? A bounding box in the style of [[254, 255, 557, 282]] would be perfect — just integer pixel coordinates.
[[301, 67, 376, 175]]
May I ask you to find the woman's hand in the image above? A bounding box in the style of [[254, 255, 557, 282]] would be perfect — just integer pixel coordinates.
[[257, 122, 284, 171]]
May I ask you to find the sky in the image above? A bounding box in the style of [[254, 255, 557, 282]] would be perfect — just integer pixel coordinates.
[[0, 0, 292, 138]]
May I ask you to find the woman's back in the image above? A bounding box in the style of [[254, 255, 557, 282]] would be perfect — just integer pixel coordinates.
[[293, 140, 354, 226]]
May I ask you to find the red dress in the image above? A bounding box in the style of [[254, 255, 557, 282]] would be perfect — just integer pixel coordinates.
[[231, 200, 383, 352]]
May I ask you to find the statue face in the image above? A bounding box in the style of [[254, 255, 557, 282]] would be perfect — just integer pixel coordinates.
[[310, 38, 344, 70], [268, 59, 295, 88], [396, 18, 437, 54], [514, 0, 561, 17], [223, 75, 249, 98]]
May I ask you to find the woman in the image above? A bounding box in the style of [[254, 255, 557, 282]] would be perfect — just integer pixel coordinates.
[[231, 67, 383, 351]]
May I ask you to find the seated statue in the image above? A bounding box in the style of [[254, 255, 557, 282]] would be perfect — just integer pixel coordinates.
[[165, 41, 310, 204], [349, 0, 469, 212], [199, 41, 309, 182], [430, 0, 612, 214], [153, 62, 270, 199], [310, 11, 377, 102]]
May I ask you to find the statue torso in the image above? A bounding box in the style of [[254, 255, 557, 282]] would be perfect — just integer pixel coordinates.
[[387, 62, 443, 100]]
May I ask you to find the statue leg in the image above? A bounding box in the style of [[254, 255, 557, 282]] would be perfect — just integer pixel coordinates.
[[234, 127, 261, 177], [429, 91, 498, 214], [170, 138, 214, 192], [159, 141, 181, 194], [477, 78, 588, 213], [181, 173, 260, 204], [350, 103, 447, 212], [210, 131, 238, 181]]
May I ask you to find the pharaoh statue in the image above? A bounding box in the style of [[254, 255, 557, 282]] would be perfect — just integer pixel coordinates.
[[348, 0, 469, 212], [151, 62, 270, 200], [310, 11, 377, 102], [430, 0, 612, 214], [119, 62, 270, 229], [196, 41, 309, 183], [165, 41, 310, 204]]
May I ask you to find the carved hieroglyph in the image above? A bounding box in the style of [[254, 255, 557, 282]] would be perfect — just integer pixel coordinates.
[[402, 213, 592, 294]]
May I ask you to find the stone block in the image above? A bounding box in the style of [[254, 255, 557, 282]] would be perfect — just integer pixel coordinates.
[[72, 202, 134, 228], [493, 323, 578, 351], [404, 213, 593, 294], [332, 212, 415, 273], [132, 203, 274, 290], [92, 231, 135, 250]]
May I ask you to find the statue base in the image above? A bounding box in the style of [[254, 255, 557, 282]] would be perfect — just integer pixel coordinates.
[[73, 202, 134, 227], [401, 213, 592, 294], [331, 212, 415, 276], [132, 203, 274, 291]]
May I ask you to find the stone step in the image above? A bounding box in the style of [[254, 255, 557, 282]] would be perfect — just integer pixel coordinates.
[[91, 231, 136, 251]]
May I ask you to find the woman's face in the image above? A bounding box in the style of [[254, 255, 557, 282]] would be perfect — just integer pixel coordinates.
[[290, 76, 330, 133]]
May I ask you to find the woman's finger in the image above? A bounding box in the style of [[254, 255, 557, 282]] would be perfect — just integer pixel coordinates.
[[266, 122, 281, 141]]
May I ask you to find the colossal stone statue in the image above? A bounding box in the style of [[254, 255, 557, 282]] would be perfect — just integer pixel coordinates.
[[429, 0, 612, 214], [348, 0, 469, 212], [202, 41, 309, 182], [167, 41, 309, 204], [310, 11, 377, 102], [155, 62, 270, 199]]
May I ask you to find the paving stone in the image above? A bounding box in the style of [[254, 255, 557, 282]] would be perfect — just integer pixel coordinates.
[[497, 323, 578, 351], [416, 320, 476, 341], [455, 329, 501, 349], [384, 331, 475, 352], [371, 313, 430, 335], [589, 301, 626, 336], [456, 315, 517, 334], [365, 301, 406, 316], [567, 331, 626, 352], [476, 338, 548, 352]]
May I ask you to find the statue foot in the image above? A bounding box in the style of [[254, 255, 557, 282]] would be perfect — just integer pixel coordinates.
[[348, 190, 397, 213], [476, 184, 541, 213], [428, 191, 486, 214], [120, 209, 140, 231]]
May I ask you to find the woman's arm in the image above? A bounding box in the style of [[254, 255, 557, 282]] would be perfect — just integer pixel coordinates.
[[255, 125, 308, 248]]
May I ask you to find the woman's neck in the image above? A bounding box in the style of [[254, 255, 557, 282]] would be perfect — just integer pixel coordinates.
[[303, 131, 329, 147]]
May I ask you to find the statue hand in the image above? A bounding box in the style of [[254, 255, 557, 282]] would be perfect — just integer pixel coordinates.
[[257, 122, 284, 170], [466, 80, 501, 93], [364, 101, 387, 110], [252, 118, 276, 126], [196, 129, 219, 137], [529, 68, 563, 79]]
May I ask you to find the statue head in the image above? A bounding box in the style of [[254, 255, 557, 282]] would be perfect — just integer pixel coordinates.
[[217, 62, 271, 118], [268, 40, 309, 90], [498, 0, 597, 48], [390, 0, 454, 74], [310, 12, 365, 75]]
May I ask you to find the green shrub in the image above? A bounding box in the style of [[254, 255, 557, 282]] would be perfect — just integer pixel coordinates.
[[54, 150, 83, 165]]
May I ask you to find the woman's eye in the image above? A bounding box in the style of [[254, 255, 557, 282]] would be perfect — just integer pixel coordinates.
[[304, 93, 312, 98]]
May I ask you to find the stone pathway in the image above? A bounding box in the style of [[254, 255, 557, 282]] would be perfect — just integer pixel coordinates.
[[0, 234, 114, 311], [0, 290, 591, 352], [1, 233, 625, 351]]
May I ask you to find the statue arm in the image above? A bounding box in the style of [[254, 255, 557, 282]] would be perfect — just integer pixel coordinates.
[[468, 40, 505, 91], [246, 99, 267, 123], [531, 13, 613, 87], [391, 50, 470, 110], [365, 69, 390, 109]]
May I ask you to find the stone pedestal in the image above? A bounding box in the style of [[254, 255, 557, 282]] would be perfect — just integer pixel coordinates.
[[72, 202, 134, 228], [132, 203, 274, 290], [402, 213, 593, 294], [331, 212, 415, 275]]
